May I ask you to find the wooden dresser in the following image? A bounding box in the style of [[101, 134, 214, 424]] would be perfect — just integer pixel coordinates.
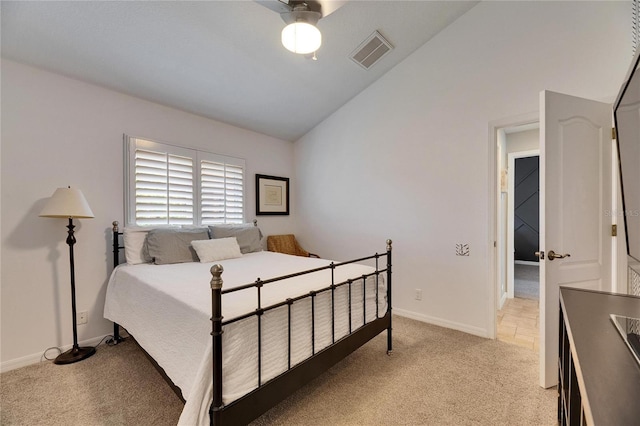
[[558, 287, 640, 425]]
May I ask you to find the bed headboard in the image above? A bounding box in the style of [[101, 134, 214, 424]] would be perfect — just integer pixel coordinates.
[[111, 219, 260, 268], [112, 221, 124, 268]]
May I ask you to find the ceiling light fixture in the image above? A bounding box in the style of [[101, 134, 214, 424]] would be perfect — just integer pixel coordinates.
[[281, 4, 322, 55]]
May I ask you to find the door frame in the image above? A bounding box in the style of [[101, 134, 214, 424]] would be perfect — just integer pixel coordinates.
[[491, 102, 618, 387], [488, 112, 539, 340], [507, 149, 540, 299]]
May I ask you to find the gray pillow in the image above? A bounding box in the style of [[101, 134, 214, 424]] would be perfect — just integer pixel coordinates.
[[208, 224, 263, 254], [145, 228, 210, 265]]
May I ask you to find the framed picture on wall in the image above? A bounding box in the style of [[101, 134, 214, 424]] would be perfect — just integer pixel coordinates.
[[256, 174, 289, 215]]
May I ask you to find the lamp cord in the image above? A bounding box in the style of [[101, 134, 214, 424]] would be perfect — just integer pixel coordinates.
[[40, 331, 129, 363]]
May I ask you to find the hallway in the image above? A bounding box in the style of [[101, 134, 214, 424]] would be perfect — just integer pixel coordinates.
[[497, 297, 539, 352]]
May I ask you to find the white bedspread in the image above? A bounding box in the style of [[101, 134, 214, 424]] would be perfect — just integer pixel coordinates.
[[103, 251, 387, 425]]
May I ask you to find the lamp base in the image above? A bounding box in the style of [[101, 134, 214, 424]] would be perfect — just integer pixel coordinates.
[[54, 346, 96, 365]]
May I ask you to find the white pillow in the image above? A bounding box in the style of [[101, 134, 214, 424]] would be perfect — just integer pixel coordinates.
[[123, 227, 152, 265], [191, 237, 242, 263]]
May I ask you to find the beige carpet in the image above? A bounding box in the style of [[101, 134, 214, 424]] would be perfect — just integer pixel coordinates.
[[1, 316, 556, 425]]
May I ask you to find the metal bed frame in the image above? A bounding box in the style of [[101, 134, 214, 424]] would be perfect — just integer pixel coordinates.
[[110, 221, 392, 425]]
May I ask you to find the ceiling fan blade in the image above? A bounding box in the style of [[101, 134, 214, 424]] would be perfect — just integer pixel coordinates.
[[256, 0, 346, 18], [255, 0, 293, 14], [317, 0, 347, 17]]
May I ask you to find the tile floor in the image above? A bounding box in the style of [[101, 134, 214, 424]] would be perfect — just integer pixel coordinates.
[[497, 297, 539, 352]]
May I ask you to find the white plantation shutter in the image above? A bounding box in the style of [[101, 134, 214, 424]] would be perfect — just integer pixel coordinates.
[[200, 154, 245, 224], [634, 0, 639, 53], [126, 136, 245, 226], [134, 149, 193, 225]]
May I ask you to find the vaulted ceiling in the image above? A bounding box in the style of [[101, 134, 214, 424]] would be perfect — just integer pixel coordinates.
[[1, 1, 478, 141]]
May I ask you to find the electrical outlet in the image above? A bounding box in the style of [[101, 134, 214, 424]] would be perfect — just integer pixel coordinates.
[[415, 289, 422, 301], [77, 311, 88, 325]]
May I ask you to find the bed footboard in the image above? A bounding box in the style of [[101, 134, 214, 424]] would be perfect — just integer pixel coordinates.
[[208, 240, 393, 425], [209, 264, 224, 425]]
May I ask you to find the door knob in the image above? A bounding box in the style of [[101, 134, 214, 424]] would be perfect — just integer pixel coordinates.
[[535, 251, 544, 260], [547, 250, 571, 261]]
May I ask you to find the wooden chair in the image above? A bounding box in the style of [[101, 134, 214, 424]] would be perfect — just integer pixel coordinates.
[[267, 234, 319, 258]]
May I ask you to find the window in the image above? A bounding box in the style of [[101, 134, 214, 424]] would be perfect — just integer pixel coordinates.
[[200, 152, 244, 224], [125, 136, 245, 226], [133, 146, 194, 225]]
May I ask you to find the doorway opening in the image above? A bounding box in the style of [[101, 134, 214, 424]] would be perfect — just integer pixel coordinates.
[[491, 93, 618, 388], [511, 153, 540, 300], [496, 123, 540, 352]]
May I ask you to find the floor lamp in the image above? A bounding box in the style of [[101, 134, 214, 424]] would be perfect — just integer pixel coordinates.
[[40, 187, 96, 364]]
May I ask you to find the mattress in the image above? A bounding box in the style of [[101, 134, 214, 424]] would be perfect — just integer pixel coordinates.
[[103, 251, 387, 425]]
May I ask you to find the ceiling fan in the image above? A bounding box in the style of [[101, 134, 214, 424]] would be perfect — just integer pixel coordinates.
[[257, 0, 347, 54]]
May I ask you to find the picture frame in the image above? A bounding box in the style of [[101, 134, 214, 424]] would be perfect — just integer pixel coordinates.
[[256, 174, 289, 215]]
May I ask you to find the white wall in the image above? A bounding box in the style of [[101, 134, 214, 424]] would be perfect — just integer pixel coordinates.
[[506, 129, 539, 155], [0, 60, 295, 369], [294, 1, 632, 337]]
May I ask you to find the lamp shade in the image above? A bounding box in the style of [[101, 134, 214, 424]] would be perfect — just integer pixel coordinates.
[[39, 187, 94, 218], [281, 22, 321, 54]]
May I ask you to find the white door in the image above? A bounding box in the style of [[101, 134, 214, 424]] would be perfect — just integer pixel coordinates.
[[539, 90, 612, 388]]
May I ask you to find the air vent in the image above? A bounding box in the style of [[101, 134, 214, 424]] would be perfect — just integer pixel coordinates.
[[350, 30, 393, 70]]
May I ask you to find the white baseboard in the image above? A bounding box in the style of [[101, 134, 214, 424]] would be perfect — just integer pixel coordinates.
[[3, 313, 491, 371], [1, 334, 110, 373], [393, 308, 490, 338], [499, 291, 507, 310]]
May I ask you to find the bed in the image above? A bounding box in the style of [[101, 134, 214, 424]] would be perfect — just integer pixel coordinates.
[[104, 221, 392, 425]]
